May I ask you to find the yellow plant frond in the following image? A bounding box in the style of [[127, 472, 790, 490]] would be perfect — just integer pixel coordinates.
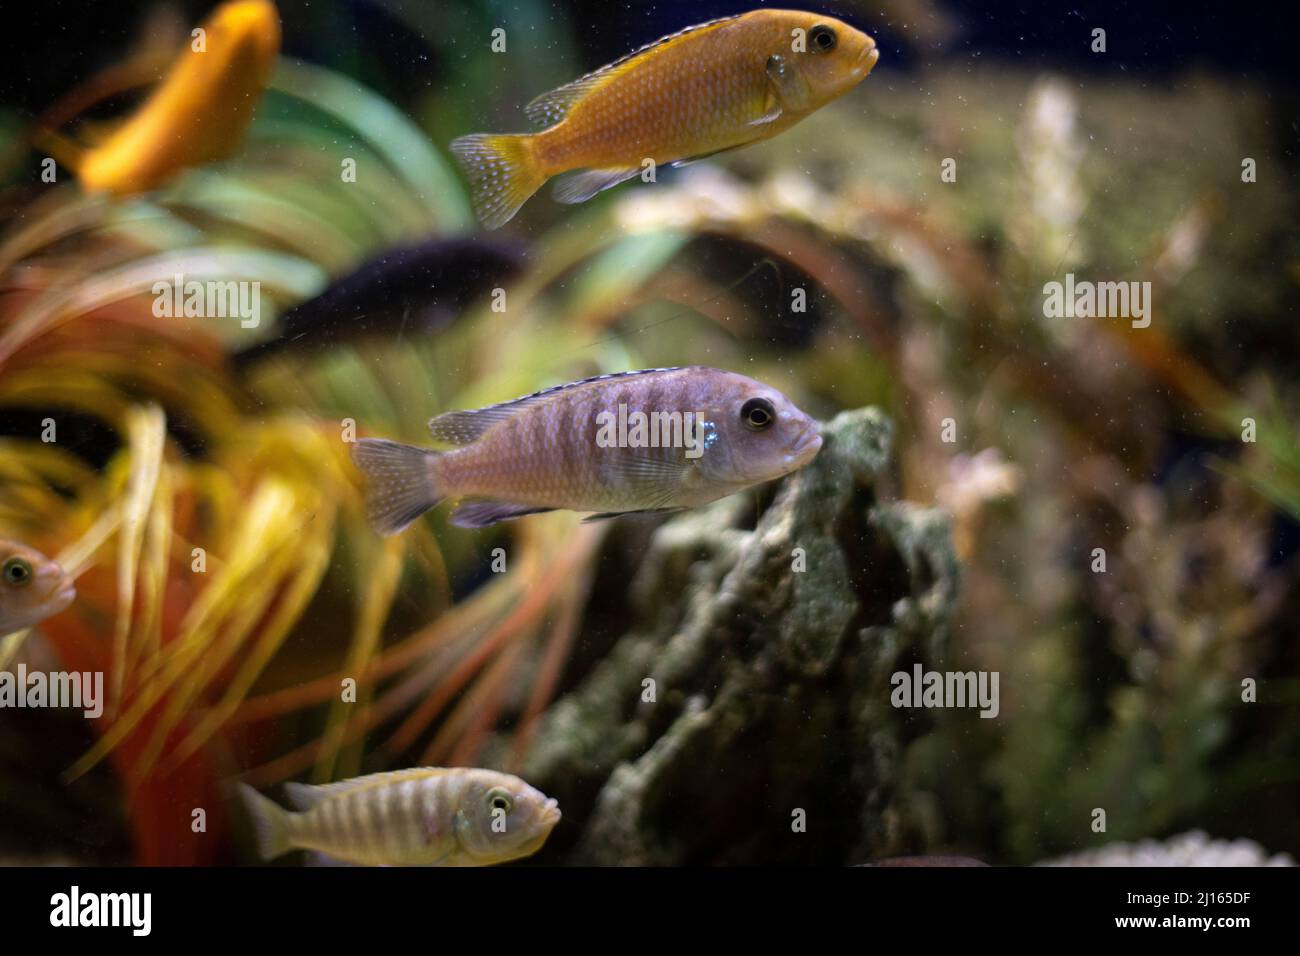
[[110, 405, 166, 707]]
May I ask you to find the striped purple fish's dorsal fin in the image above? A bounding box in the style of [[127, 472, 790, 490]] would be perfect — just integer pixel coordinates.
[[428, 367, 691, 445], [524, 15, 743, 128], [283, 768, 448, 810]]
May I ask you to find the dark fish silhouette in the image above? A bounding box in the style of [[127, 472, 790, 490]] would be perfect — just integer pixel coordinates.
[[233, 237, 527, 367]]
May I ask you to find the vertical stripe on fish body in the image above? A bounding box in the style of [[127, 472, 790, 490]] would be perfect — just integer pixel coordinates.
[[286, 769, 466, 866], [440, 367, 721, 514], [237, 767, 561, 866], [451, 9, 879, 227], [351, 366, 824, 533]]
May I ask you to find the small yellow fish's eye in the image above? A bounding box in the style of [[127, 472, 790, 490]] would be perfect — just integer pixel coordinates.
[[2, 557, 33, 587], [810, 24, 837, 53], [487, 788, 514, 815], [741, 397, 777, 431]]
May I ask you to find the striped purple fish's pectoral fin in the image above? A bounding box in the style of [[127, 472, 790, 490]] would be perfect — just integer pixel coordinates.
[[523, 14, 743, 128], [552, 166, 643, 204], [605, 450, 697, 484], [450, 501, 556, 528]]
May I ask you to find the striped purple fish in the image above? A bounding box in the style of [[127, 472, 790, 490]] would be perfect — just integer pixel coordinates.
[[351, 366, 823, 533]]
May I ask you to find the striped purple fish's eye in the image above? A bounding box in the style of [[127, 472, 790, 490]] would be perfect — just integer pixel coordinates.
[[741, 397, 776, 431]]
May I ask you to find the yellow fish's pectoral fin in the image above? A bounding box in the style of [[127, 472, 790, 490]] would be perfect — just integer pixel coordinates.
[[449, 133, 547, 229], [524, 14, 742, 128], [760, 54, 808, 119], [748, 101, 784, 127], [552, 166, 644, 204], [671, 144, 748, 168]]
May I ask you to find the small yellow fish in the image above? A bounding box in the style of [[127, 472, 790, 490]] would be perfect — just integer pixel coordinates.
[[0, 540, 76, 635], [237, 768, 561, 866], [351, 366, 823, 534], [44, 0, 280, 197], [452, 9, 879, 227]]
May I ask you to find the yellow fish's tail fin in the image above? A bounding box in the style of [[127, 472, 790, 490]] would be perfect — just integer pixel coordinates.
[[351, 439, 445, 536], [236, 783, 294, 861], [450, 133, 545, 229]]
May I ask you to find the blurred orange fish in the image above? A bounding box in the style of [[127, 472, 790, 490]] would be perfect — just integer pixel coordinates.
[[41, 0, 280, 196], [452, 8, 879, 227]]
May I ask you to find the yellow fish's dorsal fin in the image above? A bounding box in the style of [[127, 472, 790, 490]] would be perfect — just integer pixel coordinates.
[[283, 767, 450, 810], [524, 14, 743, 128]]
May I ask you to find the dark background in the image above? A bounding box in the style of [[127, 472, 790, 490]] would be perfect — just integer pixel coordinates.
[[4, 0, 1299, 114]]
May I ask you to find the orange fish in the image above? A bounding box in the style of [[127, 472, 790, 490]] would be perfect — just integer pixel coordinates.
[[452, 9, 879, 228], [42, 0, 280, 197]]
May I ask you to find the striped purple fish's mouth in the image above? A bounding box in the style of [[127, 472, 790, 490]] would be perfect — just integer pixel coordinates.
[[784, 424, 823, 468]]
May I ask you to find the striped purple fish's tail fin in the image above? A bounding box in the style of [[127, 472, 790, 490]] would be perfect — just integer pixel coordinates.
[[351, 439, 445, 536], [450, 133, 546, 229]]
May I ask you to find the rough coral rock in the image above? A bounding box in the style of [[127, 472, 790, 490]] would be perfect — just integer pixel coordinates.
[[522, 407, 960, 864]]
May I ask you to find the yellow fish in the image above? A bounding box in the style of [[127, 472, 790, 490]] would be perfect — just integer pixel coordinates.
[[451, 8, 879, 228], [42, 0, 280, 197], [237, 768, 561, 866], [0, 540, 75, 636]]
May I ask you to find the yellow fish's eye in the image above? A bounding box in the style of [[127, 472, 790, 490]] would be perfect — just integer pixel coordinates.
[[487, 788, 514, 814], [741, 397, 777, 431], [3, 557, 33, 587], [810, 24, 837, 53]]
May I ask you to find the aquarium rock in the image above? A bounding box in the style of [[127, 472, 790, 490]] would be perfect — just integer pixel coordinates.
[[521, 407, 959, 864]]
